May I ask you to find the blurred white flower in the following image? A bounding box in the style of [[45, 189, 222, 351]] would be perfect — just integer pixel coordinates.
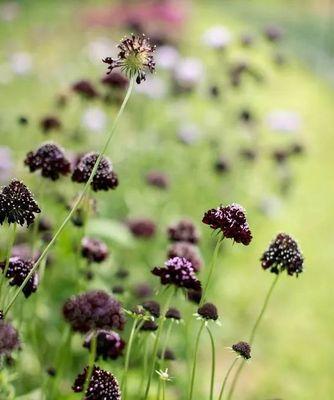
[[266, 110, 301, 134], [86, 37, 116, 65], [202, 26, 232, 49], [258, 196, 282, 217], [178, 123, 200, 145], [174, 58, 204, 88], [0, 147, 13, 182], [155, 45, 180, 70], [135, 76, 167, 99], [10, 52, 33, 75], [82, 107, 107, 133]]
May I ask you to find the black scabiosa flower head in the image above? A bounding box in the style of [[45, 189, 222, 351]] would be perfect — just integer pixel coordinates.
[[142, 300, 160, 318], [81, 237, 109, 263], [264, 24, 284, 42], [40, 115, 61, 133], [261, 233, 304, 277], [0, 320, 20, 356], [167, 219, 200, 244], [0, 257, 39, 298], [24, 142, 71, 181], [152, 257, 201, 291], [232, 341, 251, 360], [202, 203, 252, 245], [197, 303, 219, 321], [0, 180, 41, 227], [165, 307, 181, 321], [214, 156, 231, 174], [140, 320, 158, 332], [72, 80, 99, 99], [83, 330, 125, 360], [72, 152, 118, 192], [187, 287, 202, 304], [103, 33, 156, 84], [167, 242, 202, 272], [72, 365, 121, 400], [127, 218, 156, 239], [63, 290, 126, 333], [158, 348, 176, 361], [146, 170, 169, 189], [133, 282, 153, 299], [101, 72, 129, 90]]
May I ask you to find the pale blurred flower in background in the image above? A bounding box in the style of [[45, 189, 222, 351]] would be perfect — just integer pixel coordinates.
[[0, 147, 13, 182], [178, 123, 200, 145], [258, 196, 282, 217], [266, 110, 301, 134], [202, 25, 232, 49], [86, 37, 116, 64], [82, 107, 107, 133], [135, 76, 167, 99], [10, 52, 33, 75], [155, 45, 180, 70], [174, 58, 204, 89]]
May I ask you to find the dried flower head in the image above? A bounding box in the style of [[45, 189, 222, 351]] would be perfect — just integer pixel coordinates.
[[63, 290, 125, 333], [72, 80, 99, 99], [127, 218, 156, 239], [103, 34, 156, 84], [142, 300, 160, 318], [165, 307, 181, 321], [152, 257, 201, 291], [40, 116, 61, 133], [72, 365, 121, 400], [0, 180, 41, 226], [197, 303, 219, 321], [81, 237, 109, 263], [167, 219, 200, 244], [72, 152, 118, 192], [0, 321, 20, 356], [0, 257, 39, 298], [202, 203, 252, 245], [261, 233, 304, 276], [232, 341, 251, 359], [83, 330, 125, 360], [24, 143, 71, 181], [167, 242, 202, 272]]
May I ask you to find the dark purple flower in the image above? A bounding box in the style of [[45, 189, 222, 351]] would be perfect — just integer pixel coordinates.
[[103, 33, 156, 84], [72, 80, 99, 99], [140, 320, 158, 332], [72, 152, 118, 192], [83, 330, 125, 360], [0, 257, 39, 298], [202, 203, 252, 245], [214, 156, 230, 174], [142, 300, 160, 318], [165, 307, 181, 320], [261, 233, 304, 277], [24, 142, 71, 181], [101, 72, 129, 90], [0, 321, 20, 356], [72, 365, 121, 399], [81, 237, 109, 263], [167, 219, 200, 244], [146, 170, 169, 189], [0, 180, 40, 226], [232, 341, 251, 359], [197, 302, 219, 321], [167, 242, 202, 272], [152, 257, 201, 291], [40, 116, 61, 133], [264, 24, 284, 42], [132, 282, 153, 299], [187, 287, 202, 304], [63, 290, 125, 333], [127, 218, 156, 238], [158, 348, 176, 360]]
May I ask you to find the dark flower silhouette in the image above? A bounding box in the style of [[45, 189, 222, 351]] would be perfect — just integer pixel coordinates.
[[83, 330, 125, 360], [0, 180, 40, 226], [142, 300, 160, 318], [72, 80, 99, 99], [127, 218, 156, 238], [261, 233, 304, 277], [81, 237, 109, 263], [165, 307, 181, 321], [167, 219, 200, 244], [232, 341, 251, 359], [0, 321, 20, 356], [197, 303, 218, 321], [101, 72, 129, 90], [40, 116, 61, 133], [24, 142, 71, 181], [167, 242, 202, 272]]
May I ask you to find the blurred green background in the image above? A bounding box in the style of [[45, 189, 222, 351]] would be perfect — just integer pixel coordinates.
[[0, 0, 333, 399]]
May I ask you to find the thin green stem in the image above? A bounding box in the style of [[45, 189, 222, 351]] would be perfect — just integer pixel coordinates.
[[188, 321, 205, 400], [217, 357, 240, 400], [122, 318, 138, 400], [4, 78, 134, 317], [200, 235, 223, 306], [206, 326, 216, 400], [160, 320, 174, 369], [82, 331, 97, 399], [143, 287, 174, 400], [227, 274, 280, 400], [162, 380, 166, 400], [0, 224, 17, 305]]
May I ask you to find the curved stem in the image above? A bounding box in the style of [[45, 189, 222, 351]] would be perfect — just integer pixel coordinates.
[[227, 274, 280, 400], [143, 287, 174, 400], [4, 79, 135, 317], [188, 321, 205, 400], [206, 326, 216, 400], [122, 318, 138, 399], [0, 223, 17, 305], [200, 235, 223, 306], [217, 357, 240, 400], [82, 331, 97, 399]]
